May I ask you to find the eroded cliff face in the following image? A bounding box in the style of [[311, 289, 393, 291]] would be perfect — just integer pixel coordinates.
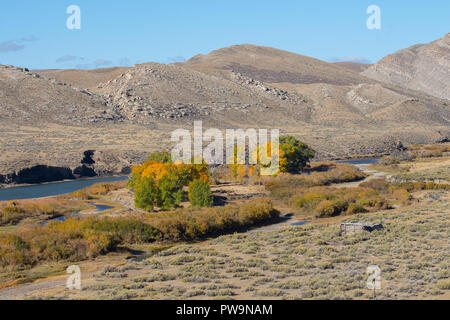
[[0, 150, 134, 185], [363, 33, 450, 100], [0, 165, 75, 184]]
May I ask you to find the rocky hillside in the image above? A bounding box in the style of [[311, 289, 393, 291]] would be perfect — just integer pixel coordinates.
[[333, 62, 371, 73], [35, 67, 130, 91], [0, 65, 114, 125], [180, 44, 369, 86], [363, 33, 450, 100], [0, 37, 449, 185]]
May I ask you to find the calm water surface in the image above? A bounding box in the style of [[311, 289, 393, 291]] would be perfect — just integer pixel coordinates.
[[337, 157, 380, 165], [0, 176, 128, 201], [0, 158, 379, 202]]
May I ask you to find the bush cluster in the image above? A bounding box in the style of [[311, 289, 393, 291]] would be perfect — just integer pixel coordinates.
[[147, 198, 279, 241], [289, 186, 388, 218], [66, 181, 125, 200], [0, 199, 278, 269], [264, 163, 367, 200], [129, 160, 210, 210], [0, 199, 89, 226]]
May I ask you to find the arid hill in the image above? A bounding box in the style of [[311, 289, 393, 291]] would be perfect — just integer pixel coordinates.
[[363, 33, 450, 100], [180, 44, 369, 86], [1, 37, 449, 184], [35, 67, 130, 91], [333, 62, 371, 73]]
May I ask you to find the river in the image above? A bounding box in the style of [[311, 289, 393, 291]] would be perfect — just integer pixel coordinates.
[[336, 157, 380, 165], [0, 176, 128, 201], [0, 158, 380, 202]]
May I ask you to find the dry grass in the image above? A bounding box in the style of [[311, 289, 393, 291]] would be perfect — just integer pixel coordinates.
[[0, 199, 278, 271], [61, 181, 127, 200], [263, 163, 367, 200], [0, 199, 90, 226], [393, 165, 450, 183]]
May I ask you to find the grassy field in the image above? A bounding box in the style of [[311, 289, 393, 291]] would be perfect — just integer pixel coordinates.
[[393, 165, 450, 183]]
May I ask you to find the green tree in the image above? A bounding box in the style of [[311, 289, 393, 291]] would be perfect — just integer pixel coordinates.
[[157, 167, 187, 209], [188, 179, 213, 207], [147, 151, 172, 163], [134, 177, 159, 211], [279, 136, 315, 173]]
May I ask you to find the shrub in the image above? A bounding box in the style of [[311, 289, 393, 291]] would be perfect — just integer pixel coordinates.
[[279, 136, 316, 173], [147, 151, 172, 163], [77, 218, 161, 243], [147, 199, 279, 241], [0, 224, 118, 269], [188, 179, 213, 207], [0, 199, 279, 270], [437, 280, 450, 290], [379, 156, 399, 165], [290, 192, 327, 211], [392, 188, 413, 205], [264, 163, 367, 200], [359, 178, 391, 194], [346, 202, 368, 215], [314, 199, 348, 218], [0, 216, 160, 269], [392, 165, 450, 183], [390, 151, 415, 162]]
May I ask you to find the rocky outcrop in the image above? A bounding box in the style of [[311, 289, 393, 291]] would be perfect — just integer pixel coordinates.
[[0, 165, 75, 184], [0, 150, 134, 185], [363, 33, 450, 100]]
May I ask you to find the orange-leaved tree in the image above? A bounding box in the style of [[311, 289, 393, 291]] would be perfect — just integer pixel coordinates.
[[129, 160, 209, 210]]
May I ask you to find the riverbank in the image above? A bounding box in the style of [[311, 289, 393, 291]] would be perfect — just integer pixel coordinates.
[[0, 176, 128, 201], [0, 158, 381, 202]]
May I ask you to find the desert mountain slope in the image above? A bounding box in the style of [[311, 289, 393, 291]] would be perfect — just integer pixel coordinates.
[[363, 33, 450, 100], [180, 44, 372, 86], [0, 65, 116, 124], [178, 44, 449, 128], [1, 40, 449, 184], [93, 62, 313, 127], [35, 67, 130, 91], [333, 62, 371, 73]]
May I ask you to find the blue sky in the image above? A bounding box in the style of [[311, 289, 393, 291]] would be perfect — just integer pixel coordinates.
[[0, 0, 448, 69]]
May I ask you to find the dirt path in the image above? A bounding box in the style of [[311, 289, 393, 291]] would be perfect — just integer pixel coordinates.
[[333, 164, 391, 188]]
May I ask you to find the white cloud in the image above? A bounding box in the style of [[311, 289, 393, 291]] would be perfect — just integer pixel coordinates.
[[329, 56, 372, 64]]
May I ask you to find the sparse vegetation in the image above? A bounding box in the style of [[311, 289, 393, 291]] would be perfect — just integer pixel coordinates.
[[0, 199, 90, 226], [20, 193, 448, 300], [0, 199, 278, 269], [64, 181, 126, 200], [264, 163, 367, 200], [289, 186, 389, 217], [393, 165, 450, 183]]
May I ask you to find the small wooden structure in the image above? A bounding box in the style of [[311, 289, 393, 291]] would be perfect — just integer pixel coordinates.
[[340, 222, 383, 235]]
